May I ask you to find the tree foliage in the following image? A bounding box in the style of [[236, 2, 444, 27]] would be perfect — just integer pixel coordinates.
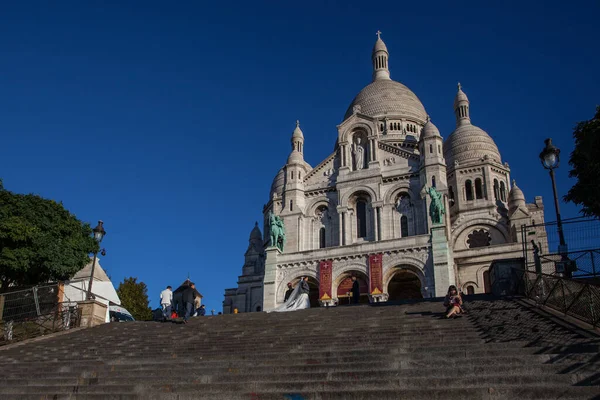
[[565, 107, 600, 218], [0, 183, 99, 290], [116, 277, 153, 321]]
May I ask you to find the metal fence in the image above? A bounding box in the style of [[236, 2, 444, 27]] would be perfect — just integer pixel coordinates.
[[519, 270, 600, 328], [0, 284, 80, 346], [522, 217, 600, 278]]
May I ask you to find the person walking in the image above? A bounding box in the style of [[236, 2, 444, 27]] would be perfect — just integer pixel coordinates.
[[160, 286, 173, 321], [182, 282, 196, 324], [351, 276, 360, 305]]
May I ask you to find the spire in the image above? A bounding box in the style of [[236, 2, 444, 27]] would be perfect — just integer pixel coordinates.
[[291, 120, 304, 154], [453, 82, 471, 127], [372, 30, 390, 82]]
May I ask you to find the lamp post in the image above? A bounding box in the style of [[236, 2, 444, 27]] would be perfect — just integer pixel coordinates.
[[87, 220, 106, 300], [539, 138, 570, 277]]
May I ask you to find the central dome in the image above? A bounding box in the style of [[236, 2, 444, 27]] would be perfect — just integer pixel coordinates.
[[344, 80, 428, 121]]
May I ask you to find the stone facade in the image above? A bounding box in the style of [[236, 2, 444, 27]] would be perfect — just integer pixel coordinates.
[[223, 34, 547, 313]]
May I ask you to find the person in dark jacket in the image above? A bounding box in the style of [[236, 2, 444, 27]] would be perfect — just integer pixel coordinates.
[[351, 276, 360, 304], [182, 282, 196, 323], [284, 282, 294, 302]]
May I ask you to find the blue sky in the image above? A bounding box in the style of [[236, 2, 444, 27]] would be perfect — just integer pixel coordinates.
[[1, 1, 598, 312]]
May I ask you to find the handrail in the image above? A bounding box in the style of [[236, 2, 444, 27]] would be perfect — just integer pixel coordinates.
[[513, 267, 599, 328]]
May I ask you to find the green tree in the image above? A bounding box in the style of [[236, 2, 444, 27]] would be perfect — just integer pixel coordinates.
[[116, 277, 153, 321], [565, 106, 600, 218], [0, 183, 99, 290]]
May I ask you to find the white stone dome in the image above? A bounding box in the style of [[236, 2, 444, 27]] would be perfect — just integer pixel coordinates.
[[508, 180, 526, 213], [420, 119, 441, 139], [270, 168, 285, 198], [287, 150, 304, 164], [343, 79, 428, 122], [444, 124, 501, 166]]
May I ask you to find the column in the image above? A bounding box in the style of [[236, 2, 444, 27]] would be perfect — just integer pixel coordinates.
[[373, 206, 379, 241]]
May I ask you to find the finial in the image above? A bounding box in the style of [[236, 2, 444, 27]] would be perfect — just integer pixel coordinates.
[[457, 82, 462, 91], [376, 30, 382, 40], [512, 179, 516, 186], [296, 120, 300, 128], [426, 115, 431, 123], [255, 221, 258, 227]]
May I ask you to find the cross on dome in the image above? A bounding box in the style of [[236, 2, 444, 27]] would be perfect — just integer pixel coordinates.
[[458, 82, 462, 91], [296, 120, 300, 128], [376, 30, 382, 39]]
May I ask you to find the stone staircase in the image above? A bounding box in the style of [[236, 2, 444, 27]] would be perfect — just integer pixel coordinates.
[[0, 295, 599, 399]]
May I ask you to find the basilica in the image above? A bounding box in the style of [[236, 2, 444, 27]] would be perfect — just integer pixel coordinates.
[[223, 34, 547, 313]]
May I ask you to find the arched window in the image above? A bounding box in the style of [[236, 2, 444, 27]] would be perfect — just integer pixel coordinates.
[[432, 176, 436, 188], [475, 178, 483, 199], [291, 171, 294, 180], [466, 286, 475, 295], [500, 181, 507, 202], [449, 186, 455, 205], [483, 270, 491, 294], [319, 227, 326, 249], [299, 171, 301, 179], [429, 144, 433, 154], [356, 200, 367, 239], [290, 200, 293, 211], [493, 179, 499, 200], [438, 144, 441, 153], [465, 180, 474, 201], [400, 216, 408, 237]]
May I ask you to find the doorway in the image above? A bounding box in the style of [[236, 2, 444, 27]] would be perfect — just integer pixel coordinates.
[[387, 270, 423, 300]]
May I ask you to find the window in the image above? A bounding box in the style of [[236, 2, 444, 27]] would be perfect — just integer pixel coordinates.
[[465, 180, 473, 200], [429, 144, 433, 154], [291, 171, 294, 180], [438, 145, 441, 153], [500, 181, 507, 202], [356, 200, 367, 239], [467, 229, 491, 248], [400, 216, 408, 237], [466, 286, 475, 295], [493, 179, 499, 200], [432, 176, 436, 188], [319, 227, 326, 249], [299, 171, 301, 179], [290, 200, 293, 211], [483, 270, 491, 294], [475, 178, 483, 199], [449, 186, 455, 204]]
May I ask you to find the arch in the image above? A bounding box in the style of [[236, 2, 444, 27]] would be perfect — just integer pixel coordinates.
[[340, 185, 378, 205], [276, 269, 319, 303], [305, 197, 333, 217], [383, 264, 426, 298], [387, 269, 423, 300], [475, 178, 483, 199], [339, 123, 374, 144], [461, 281, 479, 294], [383, 182, 413, 204], [465, 180, 474, 201], [333, 269, 369, 304], [452, 219, 511, 250], [500, 181, 507, 202]]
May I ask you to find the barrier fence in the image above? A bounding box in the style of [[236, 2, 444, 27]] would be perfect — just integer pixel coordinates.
[[0, 284, 80, 346]]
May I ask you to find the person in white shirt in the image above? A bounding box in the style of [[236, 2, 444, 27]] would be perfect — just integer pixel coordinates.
[[160, 286, 173, 321]]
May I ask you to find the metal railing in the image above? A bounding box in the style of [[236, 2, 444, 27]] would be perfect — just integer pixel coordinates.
[[0, 284, 80, 346], [519, 270, 600, 328]]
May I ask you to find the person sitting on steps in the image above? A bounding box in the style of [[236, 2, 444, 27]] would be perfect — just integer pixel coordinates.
[[443, 285, 463, 319]]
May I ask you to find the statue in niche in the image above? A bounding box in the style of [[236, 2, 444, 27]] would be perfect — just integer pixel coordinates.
[[396, 195, 411, 213], [426, 186, 445, 225], [353, 137, 365, 171]]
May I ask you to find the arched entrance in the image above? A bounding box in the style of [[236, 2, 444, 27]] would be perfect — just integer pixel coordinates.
[[387, 270, 423, 300], [290, 276, 320, 308], [336, 273, 369, 305]]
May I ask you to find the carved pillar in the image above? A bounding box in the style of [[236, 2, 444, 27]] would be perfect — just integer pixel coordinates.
[[373, 206, 379, 241]]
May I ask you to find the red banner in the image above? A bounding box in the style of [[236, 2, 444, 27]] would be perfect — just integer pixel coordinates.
[[318, 260, 333, 300], [369, 253, 383, 295]]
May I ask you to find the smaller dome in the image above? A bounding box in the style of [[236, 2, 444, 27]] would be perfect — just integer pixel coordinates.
[[444, 124, 501, 166], [421, 119, 441, 139], [373, 38, 388, 53], [249, 222, 262, 242], [292, 120, 304, 139], [453, 83, 469, 109], [287, 150, 304, 164], [508, 180, 526, 213], [270, 168, 285, 198]]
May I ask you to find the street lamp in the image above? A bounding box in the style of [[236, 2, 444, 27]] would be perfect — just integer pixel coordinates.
[[539, 139, 570, 276], [87, 220, 106, 300]]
